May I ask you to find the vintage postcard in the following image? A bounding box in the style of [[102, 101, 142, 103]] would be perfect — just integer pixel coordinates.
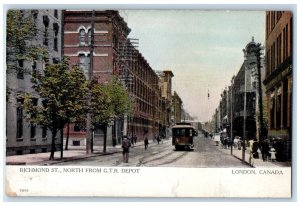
[[4, 7, 293, 198]]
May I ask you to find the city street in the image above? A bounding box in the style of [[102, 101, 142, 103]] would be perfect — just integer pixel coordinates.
[[54, 133, 250, 168]]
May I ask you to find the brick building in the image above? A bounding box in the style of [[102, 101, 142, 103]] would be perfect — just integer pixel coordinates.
[[6, 9, 63, 155], [263, 11, 293, 160], [63, 10, 167, 145]]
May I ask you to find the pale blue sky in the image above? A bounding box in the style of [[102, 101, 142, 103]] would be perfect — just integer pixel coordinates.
[[122, 10, 265, 122]]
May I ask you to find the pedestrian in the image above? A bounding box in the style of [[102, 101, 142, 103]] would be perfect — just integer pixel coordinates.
[[270, 147, 276, 161], [248, 138, 254, 165], [153, 134, 156, 143], [134, 134, 137, 144], [122, 135, 131, 163], [130, 135, 134, 147], [261, 139, 270, 161], [237, 137, 242, 150], [144, 136, 149, 150], [157, 135, 161, 144]]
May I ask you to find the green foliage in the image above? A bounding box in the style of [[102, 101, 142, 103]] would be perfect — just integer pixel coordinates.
[[105, 77, 133, 117], [24, 57, 88, 131], [90, 76, 133, 128], [90, 80, 112, 127], [6, 10, 48, 70]]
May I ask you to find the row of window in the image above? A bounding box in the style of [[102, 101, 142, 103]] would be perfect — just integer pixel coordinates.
[[16, 98, 48, 140], [269, 78, 289, 130], [17, 57, 59, 79], [266, 11, 284, 37], [266, 17, 292, 76]]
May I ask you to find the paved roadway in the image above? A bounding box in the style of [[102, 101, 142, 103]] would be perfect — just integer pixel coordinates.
[[56, 133, 250, 168]]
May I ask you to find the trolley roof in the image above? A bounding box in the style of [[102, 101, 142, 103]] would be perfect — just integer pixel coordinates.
[[172, 124, 195, 129]]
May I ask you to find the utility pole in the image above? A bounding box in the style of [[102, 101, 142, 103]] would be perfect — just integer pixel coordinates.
[[242, 64, 247, 162], [86, 10, 95, 154], [256, 43, 264, 142], [230, 84, 233, 155]]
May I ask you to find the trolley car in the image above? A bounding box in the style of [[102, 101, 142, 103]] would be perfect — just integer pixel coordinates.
[[172, 122, 197, 150]]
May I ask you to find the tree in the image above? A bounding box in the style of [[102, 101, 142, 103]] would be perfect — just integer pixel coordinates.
[[6, 10, 48, 102], [90, 77, 132, 153], [6, 9, 48, 72], [24, 58, 88, 160]]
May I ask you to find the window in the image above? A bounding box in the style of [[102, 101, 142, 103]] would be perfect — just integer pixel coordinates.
[[53, 58, 59, 64], [73, 140, 80, 146], [282, 79, 288, 127], [30, 149, 36, 154], [285, 24, 289, 59], [43, 27, 48, 46], [290, 17, 292, 56], [79, 29, 85, 46], [42, 126, 47, 138], [283, 27, 286, 60], [42, 100, 47, 138], [74, 122, 83, 132], [271, 43, 275, 72], [17, 60, 24, 79], [54, 10, 58, 18], [43, 15, 49, 46], [277, 34, 282, 66], [32, 10, 38, 26], [276, 93, 281, 129], [53, 23, 59, 51], [16, 98, 24, 140], [30, 98, 38, 139], [79, 54, 90, 78], [88, 29, 92, 46], [32, 61, 37, 76]]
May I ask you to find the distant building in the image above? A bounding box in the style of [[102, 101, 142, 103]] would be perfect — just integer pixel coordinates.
[[263, 11, 293, 160], [6, 9, 63, 155], [158, 70, 174, 136], [171, 91, 183, 125]]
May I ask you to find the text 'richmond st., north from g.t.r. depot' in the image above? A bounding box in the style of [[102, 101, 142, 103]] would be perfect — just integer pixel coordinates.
[[19, 167, 140, 174]]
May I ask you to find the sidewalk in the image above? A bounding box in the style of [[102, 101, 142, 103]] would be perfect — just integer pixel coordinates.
[[6, 139, 148, 166], [214, 141, 291, 167]]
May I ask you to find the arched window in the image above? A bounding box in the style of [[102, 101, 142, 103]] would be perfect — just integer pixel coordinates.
[[78, 53, 90, 79], [88, 29, 91, 46], [79, 29, 85, 46]]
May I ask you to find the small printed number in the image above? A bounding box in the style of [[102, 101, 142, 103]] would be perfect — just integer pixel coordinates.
[[20, 189, 29, 192]]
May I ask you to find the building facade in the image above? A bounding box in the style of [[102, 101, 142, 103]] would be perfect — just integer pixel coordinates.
[[219, 39, 260, 141], [6, 9, 63, 155], [171, 91, 183, 125], [158, 70, 174, 137], [63, 10, 167, 145], [263, 11, 293, 161]]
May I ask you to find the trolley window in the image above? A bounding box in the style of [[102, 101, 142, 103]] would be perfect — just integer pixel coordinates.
[[172, 128, 193, 137]]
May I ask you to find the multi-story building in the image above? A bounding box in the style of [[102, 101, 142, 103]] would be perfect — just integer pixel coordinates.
[[264, 11, 293, 161], [63, 10, 164, 145], [6, 9, 63, 155], [126, 50, 161, 141], [229, 39, 259, 140], [171, 91, 183, 125], [158, 70, 174, 136]]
